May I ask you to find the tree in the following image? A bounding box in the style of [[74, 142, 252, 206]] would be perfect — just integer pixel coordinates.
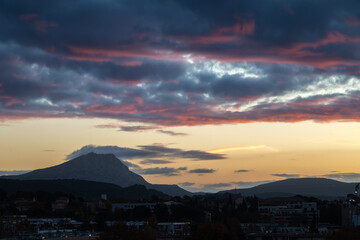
[[0, 188, 6, 201], [326, 227, 360, 240], [99, 222, 156, 240], [154, 204, 169, 221]]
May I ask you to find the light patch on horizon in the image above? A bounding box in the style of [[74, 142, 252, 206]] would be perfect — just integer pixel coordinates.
[[208, 145, 278, 153]]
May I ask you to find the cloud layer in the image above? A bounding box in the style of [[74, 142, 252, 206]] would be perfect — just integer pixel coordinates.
[[67, 144, 225, 161], [0, 1, 360, 126]]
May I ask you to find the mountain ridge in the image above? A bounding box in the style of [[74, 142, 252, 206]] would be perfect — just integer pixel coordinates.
[[4, 152, 191, 197], [218, 178, 356, 199], [0, 178, 169, 200]]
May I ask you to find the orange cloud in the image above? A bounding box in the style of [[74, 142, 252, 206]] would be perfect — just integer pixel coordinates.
[[208, 145, 278, 153]]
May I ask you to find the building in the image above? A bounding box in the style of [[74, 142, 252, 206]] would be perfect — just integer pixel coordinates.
[[112, 202, 156, 212], [51, 196, 70, 211], [258, 196, 319, 226]]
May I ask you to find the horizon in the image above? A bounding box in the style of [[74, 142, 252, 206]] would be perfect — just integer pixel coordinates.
[[1, 0, 360, 193], [1, 151, 358, 194]]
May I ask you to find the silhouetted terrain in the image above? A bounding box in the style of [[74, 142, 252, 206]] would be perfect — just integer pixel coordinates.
[[0, 178, 168, 200], [220, 178, 356, 199], [4, 152, 191, 197]]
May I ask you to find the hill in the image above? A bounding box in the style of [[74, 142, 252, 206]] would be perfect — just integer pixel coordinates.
[[219, 178, 356, 199], [0, 178, 168, 200], [4, 153, 191, 197]]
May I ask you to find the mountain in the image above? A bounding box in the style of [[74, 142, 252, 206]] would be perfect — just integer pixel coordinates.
[[0, 179, 168, 200], [219, 178, 356, 199], [4, 153, 192, 197]]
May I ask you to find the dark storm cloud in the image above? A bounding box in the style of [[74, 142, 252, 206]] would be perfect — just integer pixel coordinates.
[[0, 0, 360, 125]]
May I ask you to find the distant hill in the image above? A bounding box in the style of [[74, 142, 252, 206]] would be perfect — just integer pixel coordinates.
[[0, 178, 168, 200], [4, 153, 192, 197], [219, 178, 356, 199]]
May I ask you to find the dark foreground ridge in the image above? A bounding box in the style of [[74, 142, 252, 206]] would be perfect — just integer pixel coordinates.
[[0, 178, 169, 200]]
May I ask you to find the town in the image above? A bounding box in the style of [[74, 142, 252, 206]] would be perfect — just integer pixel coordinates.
[[1, 185, 360, 240]]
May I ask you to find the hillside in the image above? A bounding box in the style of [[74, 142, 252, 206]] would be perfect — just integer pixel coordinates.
[[4, 153, 191, 197], [0, 178, 168, 200], [220, 178, 356, 199]]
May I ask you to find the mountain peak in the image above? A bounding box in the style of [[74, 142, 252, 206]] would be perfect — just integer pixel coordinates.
[[4, 152, 192, 197], [8, 152, 147, 187]]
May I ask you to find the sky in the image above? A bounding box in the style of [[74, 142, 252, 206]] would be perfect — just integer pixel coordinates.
[[1, 0, 360, 192]]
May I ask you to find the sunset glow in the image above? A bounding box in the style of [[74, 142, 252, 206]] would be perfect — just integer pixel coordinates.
[[1, 0, 360, 192]]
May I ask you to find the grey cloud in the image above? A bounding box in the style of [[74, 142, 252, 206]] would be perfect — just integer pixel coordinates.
[[203, 183, 233, 189], [176, 150, 226, 160], [119, 125, 158, 132], [323, 172, 360, 182], [66, 144, 225, 168], [236, 180, 273, 188], [139, 159, 173, 165], [122, 160, 142, 170], [138, 145, 180, 154], [138, 145, 226, 160], [0, 170, 31, 176], [1, 1, 360, 126], [179, 182, 195, 187], [157, 130, 188, 136], [234, 169, 249, 173], [139, 167, 187, 176], [189, 168, 215, 174], [66, 145, 157, 160]]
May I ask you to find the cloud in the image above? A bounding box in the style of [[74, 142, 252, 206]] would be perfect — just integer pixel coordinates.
[[323, 172, 360, 182], [209, 145, 278, 153], [234, 169, 250, 173], [204, 183, 233, 189], [157, 130, 188, 136], [137, 145, 226, 160], [119, 125, 158, 132], [175, 150, 226, 160], [138, 167, 187, 176], [235, 180, 273, 188], [67, 144, 225, 161], [0, 170, 30, 176], [139, 159, 173, 165], [272, 173, 301, 178], [122, 160, 142, 170], [66, 145, 157, 160], [179, 182, 195, 187], [0, 1, 360, 126], [188, 168, 215, 174]]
